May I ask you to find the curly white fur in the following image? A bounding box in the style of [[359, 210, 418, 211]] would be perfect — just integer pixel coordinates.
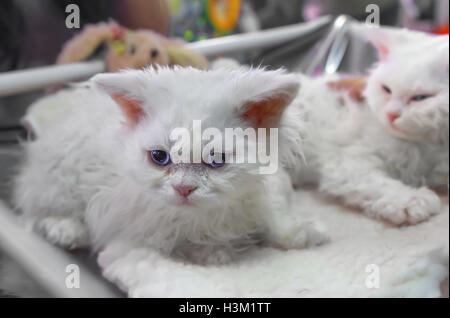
[[14, 67, 326, 264]]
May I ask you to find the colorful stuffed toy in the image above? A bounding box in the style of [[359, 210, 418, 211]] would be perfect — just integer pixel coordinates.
[[57, 21, 209, 72], [169, 0, 242, 42], [23, 21, 209, 138]]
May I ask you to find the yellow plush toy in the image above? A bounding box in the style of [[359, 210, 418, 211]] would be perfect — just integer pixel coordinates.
[[57, 21, 209, 72]]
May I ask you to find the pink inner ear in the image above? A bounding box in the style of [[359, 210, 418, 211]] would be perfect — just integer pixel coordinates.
[[377, 43, 390, 61], [112, 93, 145, 126], [242, 96, 286, 128]]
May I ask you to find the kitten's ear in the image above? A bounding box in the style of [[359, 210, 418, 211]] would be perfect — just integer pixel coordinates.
[[238, 74, 300, 128], [355, 25, 425, 61], [92, 72, 146, 126], [361, 27, 397, 61], [367, 31, 390, 61]]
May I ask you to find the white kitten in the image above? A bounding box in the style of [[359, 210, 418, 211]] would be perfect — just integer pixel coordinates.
[[14, 67, 327, 264], [294, 28, 449, 225]]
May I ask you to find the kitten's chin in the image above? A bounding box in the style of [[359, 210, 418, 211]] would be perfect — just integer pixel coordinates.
[[386, 122, 406, 137], [168, 195, 196, 207], [176, 198, 197, 207], [385, 121, 431, 143], [172, 196, 223, 210], [385, 124, 414, 141]]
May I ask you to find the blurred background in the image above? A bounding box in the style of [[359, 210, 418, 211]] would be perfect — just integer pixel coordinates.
[[1, 0, 448, 72]]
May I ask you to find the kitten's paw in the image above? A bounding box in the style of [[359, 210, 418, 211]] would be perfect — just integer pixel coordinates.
[[180, 246, 234, 265], [204, 249, 234, 266], [376, 188, 442, 225], [273, 222, 330, 250], [36, 217, 89, 250], [404, 188, 442, 224], [302, 222, 331, 248]]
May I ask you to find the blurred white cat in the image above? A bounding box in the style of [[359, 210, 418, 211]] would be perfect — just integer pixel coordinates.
[[294, 28, 449, 225], [14, 67, 328, 264]]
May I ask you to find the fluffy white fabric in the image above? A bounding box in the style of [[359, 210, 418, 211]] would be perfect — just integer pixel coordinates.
[[98, 189, 449, 298]]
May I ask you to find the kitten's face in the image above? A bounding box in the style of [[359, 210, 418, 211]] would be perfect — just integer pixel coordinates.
[[93, 67, 299, 209], [365, 31, 449, 143], [122, 116, 262, 209]]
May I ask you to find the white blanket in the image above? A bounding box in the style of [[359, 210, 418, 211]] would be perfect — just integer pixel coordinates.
[[98, 189, 449, 298]]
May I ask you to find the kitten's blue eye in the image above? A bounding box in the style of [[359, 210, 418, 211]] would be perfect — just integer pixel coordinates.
[[411, 94, 432, 102], [206, 152, 226, 169], [149, 150, 170, 166]]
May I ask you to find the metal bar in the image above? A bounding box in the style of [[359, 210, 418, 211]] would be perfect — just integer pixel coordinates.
[[0, 201, 120, 297], [304, 15, 352, 75], [187, 16, 331, 56], [0, 61, 105, 98], [0, 17, 332, 98]]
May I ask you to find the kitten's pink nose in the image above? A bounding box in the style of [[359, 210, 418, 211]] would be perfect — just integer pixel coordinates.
[[173, 185, 197, 198], [386, 112, 400, 123]]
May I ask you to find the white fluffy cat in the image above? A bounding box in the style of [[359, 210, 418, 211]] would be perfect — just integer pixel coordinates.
[[14, 67, 327, 265], [294, 28, 449, 225]]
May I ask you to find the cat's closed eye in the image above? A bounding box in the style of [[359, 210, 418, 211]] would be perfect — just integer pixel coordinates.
[[148, 150, 171, 166], [382, 84, 392, 95], [410, 94, 434, 103]]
